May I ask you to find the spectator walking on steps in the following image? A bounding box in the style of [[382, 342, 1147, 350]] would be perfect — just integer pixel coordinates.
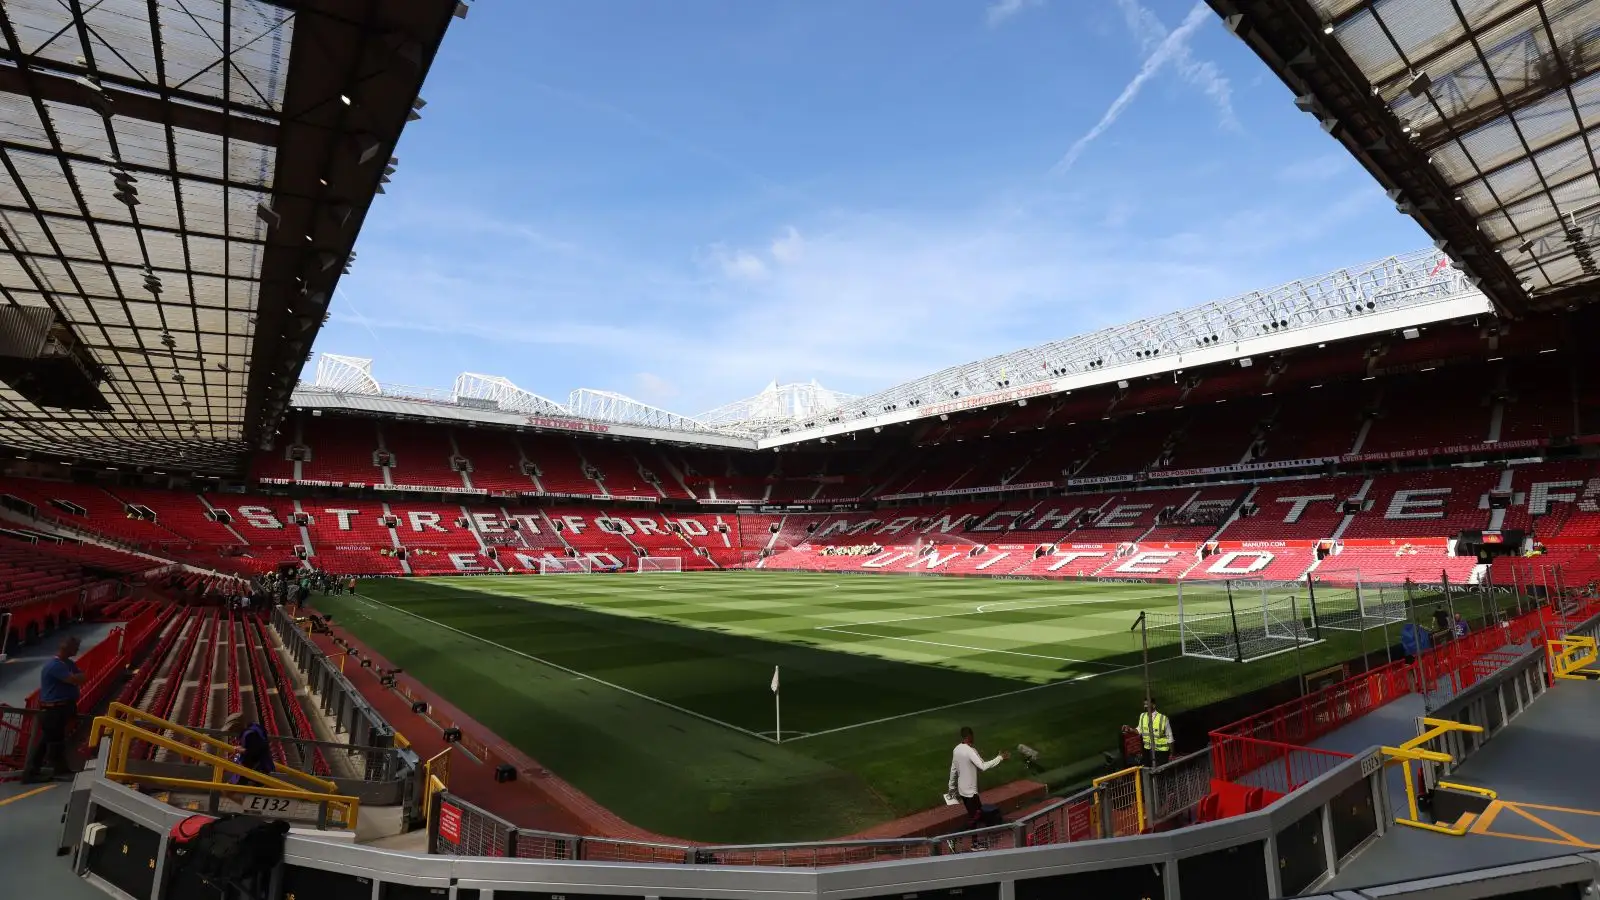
[[224, 709, 275, 785], [1136, 698, 1174, 766], [948, 726, 1008, 830], [22, 635, 85, 783]]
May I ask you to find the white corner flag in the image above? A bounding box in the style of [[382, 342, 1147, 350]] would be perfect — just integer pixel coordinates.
[[771, 666, 781, 744]]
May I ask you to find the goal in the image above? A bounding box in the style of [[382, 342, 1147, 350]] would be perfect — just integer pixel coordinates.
[[537, 557, 594, 575], [1153, 579, 1318, 663], [1310, 573, 1408, 633], [637, 557, 683, 574]]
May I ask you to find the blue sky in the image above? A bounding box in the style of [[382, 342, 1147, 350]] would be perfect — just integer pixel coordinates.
[[319, 0, 1430, 417]]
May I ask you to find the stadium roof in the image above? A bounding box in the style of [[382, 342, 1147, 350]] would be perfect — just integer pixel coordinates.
[[304, 247, 1494, 448], [0, 0, 460, 473], [1212, 0, 1600, 315]]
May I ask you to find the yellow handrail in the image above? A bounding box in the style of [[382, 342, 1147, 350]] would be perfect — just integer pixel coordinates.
[[1547, 636, 1599, 681], [423, 747, 450, 816], [1383, 718, 1490, 836], [1437, 781, 1497, 799], [87, 715, 359, 829], [97, 701, 336, 794]]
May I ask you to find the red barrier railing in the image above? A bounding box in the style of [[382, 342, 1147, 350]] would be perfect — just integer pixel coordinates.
[[1210, 597, 1600, 787], [1211, 656, 1415, 749], [1209, 735, 1352, 795]]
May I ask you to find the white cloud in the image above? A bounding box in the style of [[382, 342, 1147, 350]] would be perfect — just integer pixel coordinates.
[[324, 187, 1378, 416], [1053, 2, 1219, 173], [986, 0, 1043, 27], [704, 243, 770, 281], [633, 372, 680, 403], [1276, 153, 1351, 183], [770, 226, 805, 264], [1117, 0, 1237, 131]]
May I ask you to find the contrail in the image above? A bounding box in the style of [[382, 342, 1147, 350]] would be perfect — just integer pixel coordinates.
[[1052, 1, 1214, 174]]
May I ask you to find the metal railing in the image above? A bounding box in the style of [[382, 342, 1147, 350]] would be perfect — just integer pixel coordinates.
[[1146, 748, 1213, 824], [430, 766, 1164, 867], [0, 704, 30, 769], [74, 734, 1397, 898], [271, 605, 393, 749], [88, 703, 360, 830]]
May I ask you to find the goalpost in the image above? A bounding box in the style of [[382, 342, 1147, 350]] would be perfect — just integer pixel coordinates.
[[637, 557, 683, 574], [1311, 572, 1408, 632], [537, 558, 594, 575], [1155, 579, 1319, 663]]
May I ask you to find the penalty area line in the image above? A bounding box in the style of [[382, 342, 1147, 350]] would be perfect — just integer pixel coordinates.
[[348, 592, 774, 744]]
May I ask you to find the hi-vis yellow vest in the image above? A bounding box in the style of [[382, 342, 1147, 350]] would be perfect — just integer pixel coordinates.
[[1138, 712, 1172, 752]]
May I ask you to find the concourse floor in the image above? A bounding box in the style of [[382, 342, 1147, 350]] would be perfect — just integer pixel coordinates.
[[1324, 677, 1600, 892], [0, 779, 105, 899]]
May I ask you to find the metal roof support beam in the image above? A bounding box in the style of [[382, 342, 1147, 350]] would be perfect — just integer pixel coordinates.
[[0, 63, 279, 145], [1206, 0, 1530, 315]]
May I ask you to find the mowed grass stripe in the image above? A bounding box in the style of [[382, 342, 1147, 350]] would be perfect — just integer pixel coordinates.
[[338, 580, 1033, 734], [458, 573, 1165, 681], [320, 573, 1391, 841]]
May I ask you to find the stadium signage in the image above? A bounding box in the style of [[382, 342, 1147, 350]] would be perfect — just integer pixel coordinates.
[[1340, 439, 1543, 463], [1157, 458, 1333, 479], [518, 490, 656, 503], [258, 477, 363, 488], [524, 415, 611, 434], [374, 483, 488, 495], [438, 801, 462, 845], [923, 381, 1060, 419], [877, 480, 1054, 501], [1066, 474, 1136, 486]]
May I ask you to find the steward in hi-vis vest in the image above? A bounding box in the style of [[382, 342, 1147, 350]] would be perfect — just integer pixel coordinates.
[[1136, 699, 1173, 766]]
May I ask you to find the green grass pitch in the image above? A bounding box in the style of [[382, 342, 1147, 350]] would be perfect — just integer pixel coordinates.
[[310, 572, 1378, 842]]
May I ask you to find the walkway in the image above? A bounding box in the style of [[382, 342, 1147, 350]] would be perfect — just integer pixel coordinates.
[[0, 779, 102, 898], [1327, 678, 1600, 891]]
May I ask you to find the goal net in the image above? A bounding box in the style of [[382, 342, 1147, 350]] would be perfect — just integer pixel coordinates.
[[537, 557, 594, 575], [637, 557, 683, 574], [1152, 579, 1318, 663], [1310, 573, 1408, 633]]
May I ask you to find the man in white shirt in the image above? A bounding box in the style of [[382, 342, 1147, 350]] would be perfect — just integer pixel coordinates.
[[948, 726, 1008, 828]]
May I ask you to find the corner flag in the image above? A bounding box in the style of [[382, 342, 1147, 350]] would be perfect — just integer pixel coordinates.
[[771, 666, 781, 743]]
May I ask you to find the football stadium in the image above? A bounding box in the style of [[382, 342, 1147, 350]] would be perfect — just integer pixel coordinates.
[[5, 1, 1600, 899]]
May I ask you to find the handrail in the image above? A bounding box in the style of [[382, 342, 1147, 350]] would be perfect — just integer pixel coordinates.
[[1547, 635, 1599, 680], [1382, 718, 1487, 836], [424, 747, 450, 820], [97, 701, 336, 794], [87, 714, 359, 829]]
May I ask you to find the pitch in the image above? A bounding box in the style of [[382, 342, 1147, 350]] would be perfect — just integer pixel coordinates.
[[310, 572, 1373, 842]]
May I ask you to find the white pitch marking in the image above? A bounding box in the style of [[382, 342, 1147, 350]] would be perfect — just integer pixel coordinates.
[[346, 593, 772, 743]]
